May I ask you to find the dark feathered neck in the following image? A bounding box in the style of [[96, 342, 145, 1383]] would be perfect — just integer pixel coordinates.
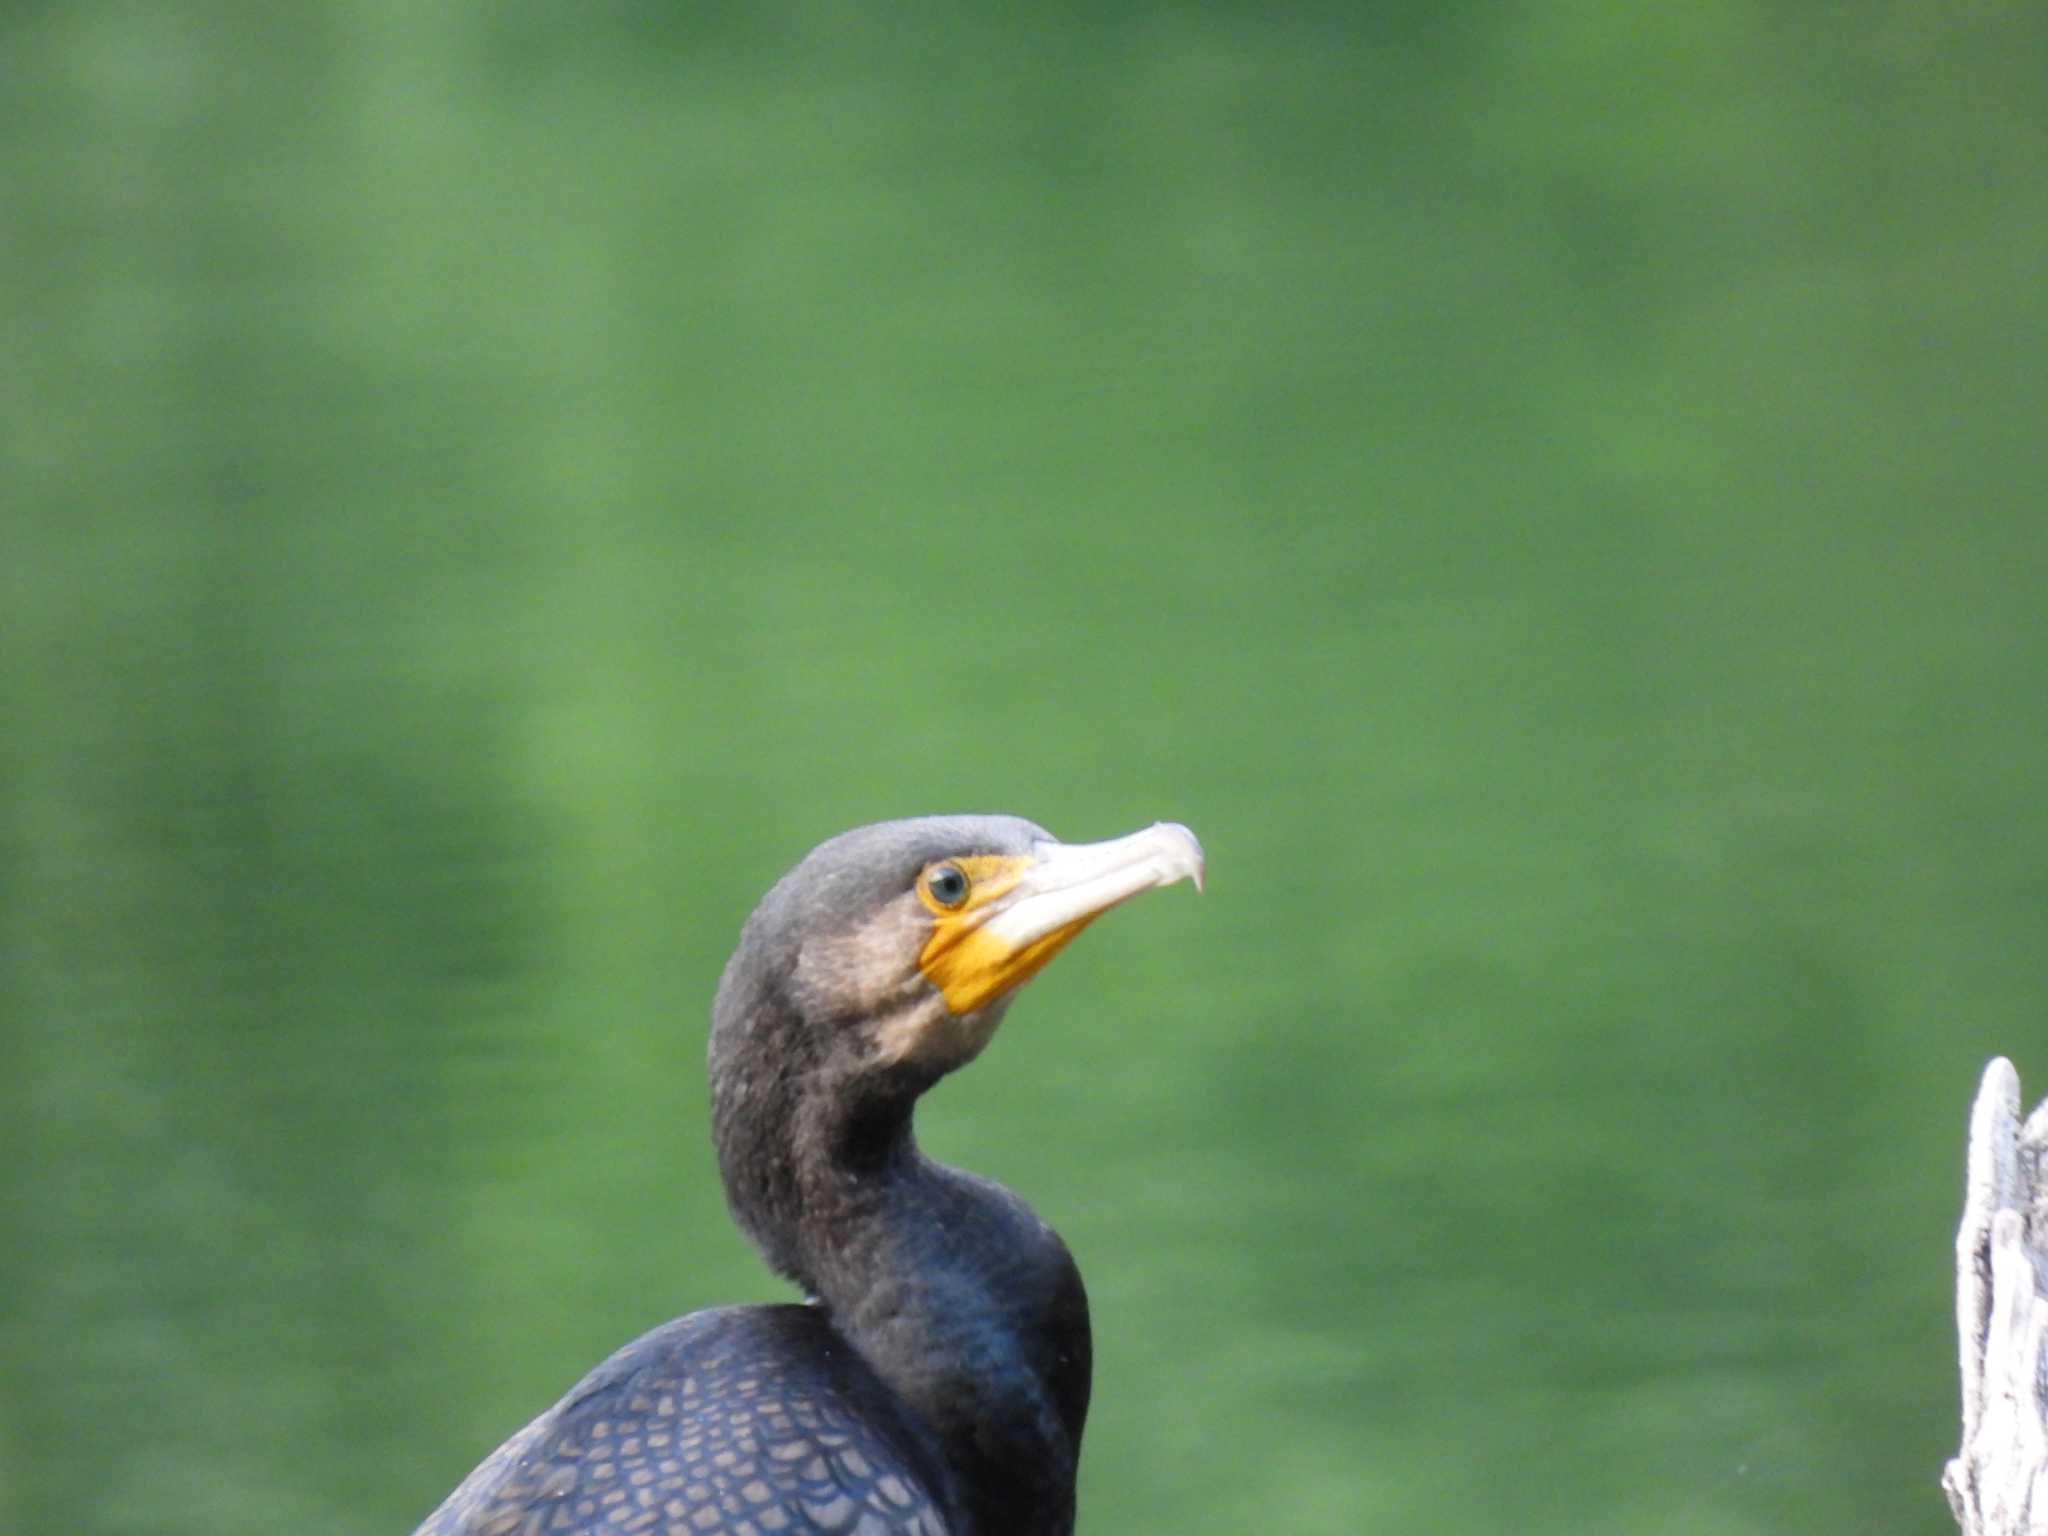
[[710, 1054, 1090, 1536], [709, 1013, 930, 1292]]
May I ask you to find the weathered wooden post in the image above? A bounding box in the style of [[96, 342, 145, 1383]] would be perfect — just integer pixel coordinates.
[[1946, 1058, 2048, 1535]]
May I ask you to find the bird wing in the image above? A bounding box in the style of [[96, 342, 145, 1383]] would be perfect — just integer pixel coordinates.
[[414, 1306, 954, 1536]]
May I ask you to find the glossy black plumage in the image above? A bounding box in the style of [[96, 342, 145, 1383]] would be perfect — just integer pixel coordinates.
[[413, 816, 1201, 1536]]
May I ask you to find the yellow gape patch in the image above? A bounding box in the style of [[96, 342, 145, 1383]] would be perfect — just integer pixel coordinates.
[[916, 854, 1097, 1016]]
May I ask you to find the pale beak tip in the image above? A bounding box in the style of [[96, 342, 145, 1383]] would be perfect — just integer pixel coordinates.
[[1155, 821, 1206, 893]]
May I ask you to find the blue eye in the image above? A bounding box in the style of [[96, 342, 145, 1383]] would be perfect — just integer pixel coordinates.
[[925, 863, 970, 909]]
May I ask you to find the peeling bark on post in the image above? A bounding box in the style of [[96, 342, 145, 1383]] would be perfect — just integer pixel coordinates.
[[1945, 1058, 2048, 1535]]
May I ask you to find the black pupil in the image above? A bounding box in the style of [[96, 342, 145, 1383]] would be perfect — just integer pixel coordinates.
[[930, 865, 968, 906]]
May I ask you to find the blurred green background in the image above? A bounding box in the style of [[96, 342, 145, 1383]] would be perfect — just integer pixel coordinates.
[[6, 4, 2045, 1533]]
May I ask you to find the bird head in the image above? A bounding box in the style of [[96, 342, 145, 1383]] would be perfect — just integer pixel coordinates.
[[713, 815, 1204, 1086]]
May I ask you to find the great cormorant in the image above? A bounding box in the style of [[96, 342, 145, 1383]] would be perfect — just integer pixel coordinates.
[[413, 815, 1205, 1536]]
